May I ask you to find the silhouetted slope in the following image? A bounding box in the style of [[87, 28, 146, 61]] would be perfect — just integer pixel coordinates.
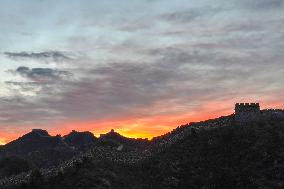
[[138, 121, 284, 189], [99, 129, 149, 150], [0, 157, 30, 179], [1, 129, 69, 156], [12, 113, 283, 189], [0, 130, 75, 169]]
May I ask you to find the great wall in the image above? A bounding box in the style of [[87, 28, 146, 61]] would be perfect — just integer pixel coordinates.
[[0, 103, 283, 188]]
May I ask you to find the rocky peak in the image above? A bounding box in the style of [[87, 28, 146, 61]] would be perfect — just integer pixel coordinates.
[[63, 130, 97, 148]]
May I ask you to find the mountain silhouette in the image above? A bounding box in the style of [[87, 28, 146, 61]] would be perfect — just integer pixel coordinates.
[[0, 108, 283, 189], [0, 129, 75, 168], [1, 129, 70, 156], [63, 130, 97, 150], [99, 129, 149, 150]]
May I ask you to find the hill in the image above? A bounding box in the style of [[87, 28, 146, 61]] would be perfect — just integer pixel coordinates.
[[0, 129, 76, 171], [2, 110, 284, 189], [98, 129, 149, 150], [2, 109, 282, 189], [1, 129, 69, 155], [63, 130, 98, 150], [0, 129, 150, 181]]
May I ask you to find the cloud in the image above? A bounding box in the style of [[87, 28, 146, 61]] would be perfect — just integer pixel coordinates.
[[0, 96, 62, 126], [158, 6, 220, 24], [241, 0, 284, 10], [3, 51, 71, 62], [0, 0, 283, 139], [2, 40, 284, 127], [5, 49, 251, 121], [12, 66, 72, 82], [0, 50, 226, 125], [5, 81, 42, 93], [160, 10, 204, 23], [161, 11, 201, 23], [5, 66, 73, 98]]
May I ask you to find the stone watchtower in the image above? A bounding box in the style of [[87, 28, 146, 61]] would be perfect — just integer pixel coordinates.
[[235, 103, 261, 124]]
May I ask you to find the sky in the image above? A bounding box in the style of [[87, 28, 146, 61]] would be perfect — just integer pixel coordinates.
[[0, 0, 284, 144]]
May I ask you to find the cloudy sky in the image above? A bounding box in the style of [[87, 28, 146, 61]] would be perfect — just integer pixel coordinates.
[[0, 0, 283, 144]]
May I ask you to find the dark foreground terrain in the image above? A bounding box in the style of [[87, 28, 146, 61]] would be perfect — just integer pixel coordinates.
[[0, 110, 284, 189]]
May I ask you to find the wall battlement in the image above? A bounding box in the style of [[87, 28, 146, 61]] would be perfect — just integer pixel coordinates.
[[235, 103, 261, 123], [235, 103, 260, 106]]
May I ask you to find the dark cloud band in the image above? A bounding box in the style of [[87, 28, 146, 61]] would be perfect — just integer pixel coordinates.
[[4, 51, 71, 61], [13, 66, 72, 82]]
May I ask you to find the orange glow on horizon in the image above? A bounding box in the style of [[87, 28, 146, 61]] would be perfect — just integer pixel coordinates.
[[0, 108, 232, 144], [0, 100, 282, 145], [0, 140, 6, 145], [0, 136, 12, 145]]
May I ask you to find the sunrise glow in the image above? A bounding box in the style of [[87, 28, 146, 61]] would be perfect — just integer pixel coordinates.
[[1, 99, 283, 144], [0, 0, 283, 145]]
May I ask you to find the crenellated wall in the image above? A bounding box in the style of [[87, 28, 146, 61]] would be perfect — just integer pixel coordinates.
[[235, 103, 261, 123]]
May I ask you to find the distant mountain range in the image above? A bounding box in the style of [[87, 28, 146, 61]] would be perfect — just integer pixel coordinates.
[[0, 108, 283, 189], [1, 128, 149, 150], [0, 128, 150, 169]]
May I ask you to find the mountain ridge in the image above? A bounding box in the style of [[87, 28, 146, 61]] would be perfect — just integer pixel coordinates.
[[0, 108, 283, 188]]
